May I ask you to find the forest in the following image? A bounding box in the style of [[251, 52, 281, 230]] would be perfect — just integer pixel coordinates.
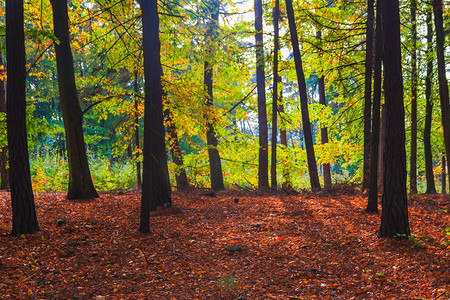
[[0, 0, 449, 298]]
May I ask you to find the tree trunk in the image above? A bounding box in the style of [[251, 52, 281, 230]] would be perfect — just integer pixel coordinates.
[[271, 0, 280, 190], [285, 0, 321, 192], [379, 0, 410, 238], [6, 0, 39, 235], [134, 72, 142, 189], [0, 54, 9, 190], [50, 0, 99, 200], [424, 9, 436, 194], [204, 0, 225, 191], [366, 0, 382, 213], [139, 0, 172, 233], [433, 0, 450, 192], [255, 0, 269, 189], [164, 107, 189, 189], [362, 0, 375, 192], [279, 98, 291, 189], [442, 155, 446, 194], [409, 0, 418, 194], [378, 103, 386, 192], [317, 31, 332, 191]]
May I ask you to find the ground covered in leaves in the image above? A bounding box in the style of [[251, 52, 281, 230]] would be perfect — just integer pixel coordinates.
[[0, 187, 449, 299]]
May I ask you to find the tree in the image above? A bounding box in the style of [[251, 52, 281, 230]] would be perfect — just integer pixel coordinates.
[[50, 0, 99, 200], [0, 54, 9, 190], [271, 0, 280, 190], [424, 9, 436, 194], [255, 0, 269, 189], [6, 0, 39, 235], [133, 71, 142, 189], [366, 0, 382, 213], [139, 0, 172, 233], [379, 0, 410, 238], [433, 0, 450, 192], [409, 0, 418, 194], [285, 0, 321, 192], [204, 0, 225, 191], [362, 0, 375, 192]]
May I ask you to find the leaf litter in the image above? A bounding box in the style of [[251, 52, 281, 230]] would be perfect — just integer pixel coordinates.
[[0, 188, 448, 299]]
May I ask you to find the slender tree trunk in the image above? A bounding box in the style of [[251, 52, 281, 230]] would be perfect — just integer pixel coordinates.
[[409, 0, 418, 194], [271, 0, 280, 190], [0, 54, 9, 190], [50, 0, 99, 200], [442, 155, 446, 194], [379, 0, 410, 238], [366, 0, 382, 213], [139, 0, 172, 233], [255, 0, 269, 189], [285, 0, 321, 192], [316, 31, 332, 191], [204, 0, 225, 191], [164, 107, 189, 189], [424, 9, 436, 194], [134, 72, 142, 189], [362, 0, 375, 192], [279, 98, 291, 189], [433, 0, 450, 192], [6, 0, 39, 235]]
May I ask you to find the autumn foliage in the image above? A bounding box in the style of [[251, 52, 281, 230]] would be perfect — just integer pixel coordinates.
[[0, 188, 448, 299]]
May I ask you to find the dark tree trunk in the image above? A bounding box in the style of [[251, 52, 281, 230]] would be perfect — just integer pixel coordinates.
[[366, 0, 382, 213], [255, 0, 269, 189], [409, 0, 418, 194], [134, 72, 142, 189], [271, 0, 280, 190], [0, 54, 9, 190], [204, 0, 224, 191], [6, 0, 39, 235], [285, 0, 321, 192], [378, 103, 386, 192], [317, 31, 332, 191], [379, 0, 410, 238], [139, 0, 172, 233], [362, 0, 375, 192], [50, 0, 99, 200], [164, 107, 189, 189], [424, 9, 436, 194], [433, 0, 450, 192]]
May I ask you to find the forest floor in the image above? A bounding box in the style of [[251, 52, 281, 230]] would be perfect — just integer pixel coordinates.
[[0, 186, 449, 300]]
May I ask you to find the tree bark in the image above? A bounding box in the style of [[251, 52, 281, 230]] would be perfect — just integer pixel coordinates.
[[164, 107, 189, 189], [139, 0, 172, 233], [0, 54, 9, 190], [362, 0, 375, 192], [409, 0, 418, 194], [204, 0, 225, 191], [255, 0, 269, 189], [6, 0, 39, 235], [379, 0, 410, 238], [271, 0, 280, 190], [50, 0, 99, 200], [366, 0, 382, 213], [424, 9, 436, 194], [285, 0, 321, 192], [433, 0, 450, 192]]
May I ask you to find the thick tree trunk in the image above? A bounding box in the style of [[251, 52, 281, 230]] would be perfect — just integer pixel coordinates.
[[6, 0, 39, 235], [204, 0, 225, 191], [285, 0, 321, 192], [409, 0, 418, 194], [366, 0, 382, 213], [362, 0, 375, 192], [50, 0, 99, 200], [424, 9, 436, 194], [255, 0, 269, 189], [379, 0, 410, 238], [139, 0, 172, 233], [0, 54, 9, 190], [433, 0, 450, 192], [164, 107, 189, 189], [271, 0, 280, 190]]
